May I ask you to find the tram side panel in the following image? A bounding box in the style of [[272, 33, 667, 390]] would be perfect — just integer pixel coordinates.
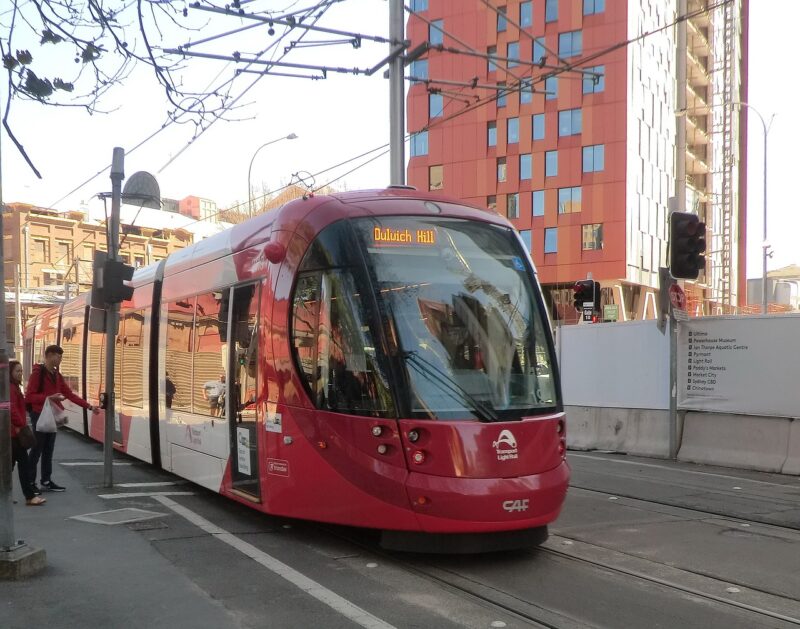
[[159, 253, 242, 492]]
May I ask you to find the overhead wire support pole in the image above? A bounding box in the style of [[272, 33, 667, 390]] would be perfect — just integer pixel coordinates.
[[104, 147, 125, 488], [389, 0, 405, 185]]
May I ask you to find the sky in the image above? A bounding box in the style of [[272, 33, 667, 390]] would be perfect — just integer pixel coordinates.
[[1, 0, 797, 279]]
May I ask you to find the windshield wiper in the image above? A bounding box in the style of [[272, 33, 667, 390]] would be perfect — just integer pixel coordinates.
[[402, 350, 499, 423]]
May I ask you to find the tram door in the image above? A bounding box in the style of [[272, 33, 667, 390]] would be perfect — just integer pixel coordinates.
[[227, 284, 261, 499]]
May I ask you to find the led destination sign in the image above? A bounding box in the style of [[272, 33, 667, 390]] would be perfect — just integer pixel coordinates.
[[373, 226, 437, 246]]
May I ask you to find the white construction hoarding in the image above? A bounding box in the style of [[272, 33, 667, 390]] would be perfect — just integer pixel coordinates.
[[677, 314, 800, 417]]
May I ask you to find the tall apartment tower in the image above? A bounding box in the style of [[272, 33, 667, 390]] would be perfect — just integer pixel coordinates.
[[406, 0, 748, 321]]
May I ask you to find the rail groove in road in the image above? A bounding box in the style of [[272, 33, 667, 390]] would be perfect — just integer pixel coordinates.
[[569, 483, 800, 532], [538, 536, 800, 626]]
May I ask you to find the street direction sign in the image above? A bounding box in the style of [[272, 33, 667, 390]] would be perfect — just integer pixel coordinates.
[[669, 284, 687, 310], [582, 302, 594, 322]]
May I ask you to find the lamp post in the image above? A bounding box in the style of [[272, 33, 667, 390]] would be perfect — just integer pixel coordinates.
[[733, 102, 774, 314], [247, 133, 298, 217]]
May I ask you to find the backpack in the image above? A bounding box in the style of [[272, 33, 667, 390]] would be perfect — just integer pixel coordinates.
[[25, 363, 46, 413]]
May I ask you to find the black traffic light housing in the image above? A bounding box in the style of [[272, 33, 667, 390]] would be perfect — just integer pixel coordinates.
[[103, 258, 135, 304], [670, 211, 706, 280], [573, 280, 600, 311]]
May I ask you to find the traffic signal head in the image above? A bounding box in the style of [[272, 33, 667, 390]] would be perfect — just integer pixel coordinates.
[[670, 211, 706, 280], [103, 258, 135, 304], [573, 279, 595, 312]]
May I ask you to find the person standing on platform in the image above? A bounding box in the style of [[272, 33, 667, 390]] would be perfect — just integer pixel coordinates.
[[26, 344, 98, 492], [10, 360, 45, 505]]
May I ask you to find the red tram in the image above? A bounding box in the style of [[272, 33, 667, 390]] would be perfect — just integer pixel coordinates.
[[23, 188, 569, 552]]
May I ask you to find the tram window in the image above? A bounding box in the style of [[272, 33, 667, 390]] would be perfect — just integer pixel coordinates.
[[165, 298, 195, 413], [291, 270, 394, 417], [192, 292, 227, 416], [60, 314, 84, 392], [120, 310, 144, 408], [86, 330, 105, 401]]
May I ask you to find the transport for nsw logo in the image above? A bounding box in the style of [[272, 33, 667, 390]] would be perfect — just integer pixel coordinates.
[[492, 429, 518, 461]]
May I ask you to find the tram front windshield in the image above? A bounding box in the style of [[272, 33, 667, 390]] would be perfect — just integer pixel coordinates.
[[290, 216, 557, 421]]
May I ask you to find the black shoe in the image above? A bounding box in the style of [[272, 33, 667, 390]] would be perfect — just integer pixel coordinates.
[[31, 484, 42, 496], [41, 480, 66, 492]]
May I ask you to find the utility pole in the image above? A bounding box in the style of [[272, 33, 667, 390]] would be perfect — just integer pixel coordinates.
[[0, 171, 14, 553], [0, 104, 45, 578], [389, 0, 405, 185], [103, 147, 125, 488]]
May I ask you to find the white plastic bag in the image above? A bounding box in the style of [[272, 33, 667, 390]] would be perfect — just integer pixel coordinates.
[[36, 397, 67, 433]]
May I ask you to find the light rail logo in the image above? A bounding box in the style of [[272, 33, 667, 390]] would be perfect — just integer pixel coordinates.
[[493, 429, 519, 461]]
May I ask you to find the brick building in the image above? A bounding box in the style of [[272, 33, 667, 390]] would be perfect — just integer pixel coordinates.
[[406, 0, 748, 320]]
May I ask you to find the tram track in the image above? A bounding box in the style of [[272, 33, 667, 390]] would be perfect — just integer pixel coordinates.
[[569, 483, 800, 532], [315, 514, 800, 628], [536, 536, 800, 627]]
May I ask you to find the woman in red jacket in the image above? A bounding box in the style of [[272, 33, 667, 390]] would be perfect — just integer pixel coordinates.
[[10, 360, 45, 506]]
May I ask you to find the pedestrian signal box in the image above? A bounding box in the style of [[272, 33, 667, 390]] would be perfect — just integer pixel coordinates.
[[102, 258, 135, 304]]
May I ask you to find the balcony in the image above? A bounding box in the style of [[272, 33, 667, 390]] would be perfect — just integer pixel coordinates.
[[686, 145, 709, 175], [687, 49, 710, 87], [686, 114, 709, 146], [687, 18, 711, 56], [685, 83, 709, 113]]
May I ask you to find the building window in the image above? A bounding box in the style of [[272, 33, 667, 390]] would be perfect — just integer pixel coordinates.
[[487, 195, 497, 211], [507, 41, 519, 67], [411, 131, 429, 156], [520, 81, 533, 104], [55, 241, 72, 265], [559, 31, 582, 58], [507, 117, 519, 144], [497, 82, 507, 107], [134, 255, 145, 268], [497, 6, 507, 31], [558, 108, 582, 136], [545, 150, 558, 177], [410, 59, 428, 81], [488, 121, 497, 147], [545, 0, 558, 23], [497, 157, 507, 182], [584, 0, 605, 15], [32, 238, 49, 263], [583, 144, 605, 172], [429, 92, 443, 118], [430, 20, 444, 45], [411, 0, 428, 10], [507, 193, 519, 219], [429, 165, 444, 190], [582, 223, 603, 250], [533, 190, 545, 216], [544, 227, 558, 253], [488, 46, 498, 72], [520, 153, 532, 180], [520, 1, 533, 27], [558, 187, 582, 213], [82, 244, 95, 261], [520, 229, 532, 252], [533, 113, 545, 140], [533, 37, 546, 64], [583, 65, 605, 93], [545, 76, 557, 100]]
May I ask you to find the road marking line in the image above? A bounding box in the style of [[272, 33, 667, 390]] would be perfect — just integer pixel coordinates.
[[99, 492, 195, 499], [116, 481, 187, 488], [154, 495, 397, 629], [569, 453, 793, 488], [61, 461, 134, 466]]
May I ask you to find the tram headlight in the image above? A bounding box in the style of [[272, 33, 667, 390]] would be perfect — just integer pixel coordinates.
[[377, 444, 388, 455], [371, 425, 383, 437], [407, 429, 420, 443], [412, 450, 426, 465]]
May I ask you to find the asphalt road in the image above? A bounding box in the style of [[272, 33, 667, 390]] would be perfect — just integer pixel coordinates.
[[5, 433, 800, 629]]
